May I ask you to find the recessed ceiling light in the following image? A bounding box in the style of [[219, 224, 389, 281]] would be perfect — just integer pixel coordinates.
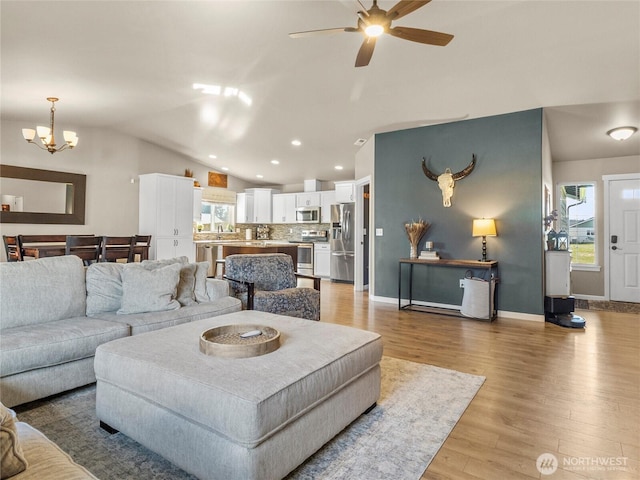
[[221, 167, 229, 171], [256, 174, 263, 179], [607, 126, 637, 141], [291, 139, 302, 146], [335, 165, 344, 170], [271, 159, 280, 165], [209, 154, 217, 159]]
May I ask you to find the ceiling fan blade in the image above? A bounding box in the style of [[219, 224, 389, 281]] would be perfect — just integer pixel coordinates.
[[355, 37, 376, 67], [289, 27, 358, 38], [386, 0, 432, 21], [388, 26, 453, 46]]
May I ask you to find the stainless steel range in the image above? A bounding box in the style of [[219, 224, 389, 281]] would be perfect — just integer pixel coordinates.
[[290, 230, 328, 275]]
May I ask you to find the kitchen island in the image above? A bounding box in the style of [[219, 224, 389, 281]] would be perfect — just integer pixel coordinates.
[[195, 240, 299, 276], [220, 242, 298, 268]]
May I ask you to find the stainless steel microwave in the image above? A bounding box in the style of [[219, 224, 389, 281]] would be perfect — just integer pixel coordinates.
[[295, 206, 320, 223]]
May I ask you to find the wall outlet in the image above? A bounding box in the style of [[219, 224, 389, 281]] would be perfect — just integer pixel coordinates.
[[459, 279, 465, 288], [375, 228, 383, 236]]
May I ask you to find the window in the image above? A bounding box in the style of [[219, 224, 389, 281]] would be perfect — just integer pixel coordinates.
[[197, 201, 235, 233], [557, 183, 596, 266]]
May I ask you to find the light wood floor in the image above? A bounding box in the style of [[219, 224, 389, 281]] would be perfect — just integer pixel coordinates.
[[319, 281, 639, 480]]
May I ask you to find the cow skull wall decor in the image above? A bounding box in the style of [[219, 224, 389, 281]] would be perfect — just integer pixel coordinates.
[[421, 154, 477, 207]]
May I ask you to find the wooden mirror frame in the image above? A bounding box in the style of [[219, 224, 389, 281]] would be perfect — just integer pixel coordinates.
[[0, 165, 86, 224]]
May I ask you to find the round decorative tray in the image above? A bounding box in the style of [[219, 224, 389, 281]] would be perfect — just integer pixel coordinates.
[[199, 324, 280, 358]]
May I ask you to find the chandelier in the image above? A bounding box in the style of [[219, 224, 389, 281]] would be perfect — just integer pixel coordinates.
[[22, 97, 78, 154]]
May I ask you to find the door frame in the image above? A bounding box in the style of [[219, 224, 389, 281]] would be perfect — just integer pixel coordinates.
[[354, 175, 371, 292], [602, 173, 640, 301]]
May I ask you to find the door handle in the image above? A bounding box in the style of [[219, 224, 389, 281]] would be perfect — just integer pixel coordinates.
[[612, 246, 621, 250]]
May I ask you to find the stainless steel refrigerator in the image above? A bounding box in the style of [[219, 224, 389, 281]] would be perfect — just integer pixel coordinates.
[[330, 203, 355, 283]]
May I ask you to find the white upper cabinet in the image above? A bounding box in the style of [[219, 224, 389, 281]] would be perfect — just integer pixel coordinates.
[[296, 192, 321, 207], [239, 188, 279, 224], [334, 181, 355, 203], [272, 193, 297, 223], [320, 191, 335, 223]]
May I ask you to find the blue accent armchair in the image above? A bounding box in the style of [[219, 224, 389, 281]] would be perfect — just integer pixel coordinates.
[[224, 253, 321, 321]]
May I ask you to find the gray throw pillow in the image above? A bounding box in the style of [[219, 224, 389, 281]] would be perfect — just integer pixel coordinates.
[[117, 263, 181, 314], [194, 261, 211, 303], [86, 263, 124, 315], [141, 256, 196, 305]]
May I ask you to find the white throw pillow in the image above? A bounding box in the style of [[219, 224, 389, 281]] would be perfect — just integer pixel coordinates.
[[117, 263, 181, 314]]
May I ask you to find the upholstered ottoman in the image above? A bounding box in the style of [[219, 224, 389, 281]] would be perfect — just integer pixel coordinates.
[[94, 311, 382, 480]]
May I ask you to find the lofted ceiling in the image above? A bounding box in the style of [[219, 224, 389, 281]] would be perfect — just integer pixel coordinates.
[[1, 0, 638, 186]]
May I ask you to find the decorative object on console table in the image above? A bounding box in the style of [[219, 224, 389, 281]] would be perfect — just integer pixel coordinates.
[[472, 218, 496, 262], [404, 219, 430, 259]]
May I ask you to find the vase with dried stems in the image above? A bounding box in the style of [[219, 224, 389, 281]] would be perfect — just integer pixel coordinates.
[[404, 219, 430, 259]]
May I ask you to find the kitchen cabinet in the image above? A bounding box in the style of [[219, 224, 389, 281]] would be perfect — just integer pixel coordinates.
[[272, 193, 297, 223], [236, 192, 253, 224], [296, 192, 321, 207], [320, 191, 335, 223], [139, 173, 195, 261], [314, 243, 330, 277], [238, 189, 279, 224], [334, 181, 355, 203]]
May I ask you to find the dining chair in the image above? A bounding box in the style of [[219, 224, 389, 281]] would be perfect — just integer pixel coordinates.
[[100, 236, 135, 263], [3, 235, 24, 262], [65, 235, 102, 265], [132, 235, 152, 262]]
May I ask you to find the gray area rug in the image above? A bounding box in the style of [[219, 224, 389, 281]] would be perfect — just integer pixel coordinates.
[[15, 357, 485, 480]]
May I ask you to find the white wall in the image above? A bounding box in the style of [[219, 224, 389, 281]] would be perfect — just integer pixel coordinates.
[[0, 119, 253, 260], [552, 154, 640, 297]]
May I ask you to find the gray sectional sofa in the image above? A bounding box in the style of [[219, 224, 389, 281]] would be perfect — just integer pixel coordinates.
[[0, 255, 242, 408]]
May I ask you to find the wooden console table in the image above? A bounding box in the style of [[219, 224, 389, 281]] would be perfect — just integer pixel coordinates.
[[398, 258, 498, 321]]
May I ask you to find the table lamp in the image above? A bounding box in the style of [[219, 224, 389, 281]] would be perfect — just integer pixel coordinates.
[[472, 218, 497, 262]]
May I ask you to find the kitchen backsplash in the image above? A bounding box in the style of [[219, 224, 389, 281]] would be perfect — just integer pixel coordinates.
[[194, 223, 330, 242]]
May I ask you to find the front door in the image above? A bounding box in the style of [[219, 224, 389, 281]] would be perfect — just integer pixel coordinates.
[[608, 176, 640, 302]]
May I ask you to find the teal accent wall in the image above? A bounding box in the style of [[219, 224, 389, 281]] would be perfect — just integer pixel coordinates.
[[374, 109, 544, 315]]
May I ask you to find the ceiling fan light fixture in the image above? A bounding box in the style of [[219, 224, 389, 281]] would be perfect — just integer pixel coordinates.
[[607, 126, 637, 141], [365, 24, 384, 37]]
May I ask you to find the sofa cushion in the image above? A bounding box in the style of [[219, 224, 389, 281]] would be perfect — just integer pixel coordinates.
[[0, 256, 86, 329], [86, 263, 124, 316], [0, 402, 28, 478], [95, 297, 242, 335], [15, 421, 99, 479], [118, 263, 182, 315], [0, 317, 130, 378]]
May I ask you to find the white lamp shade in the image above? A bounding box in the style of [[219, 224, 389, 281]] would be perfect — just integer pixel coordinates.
[[472, 218, 497, 237], [22, 128, 36, 141], [36, 126, 51, 139], [63, 130, 77, 143]]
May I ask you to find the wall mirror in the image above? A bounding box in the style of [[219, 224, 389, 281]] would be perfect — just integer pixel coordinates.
[[0, 164, 86, 224]]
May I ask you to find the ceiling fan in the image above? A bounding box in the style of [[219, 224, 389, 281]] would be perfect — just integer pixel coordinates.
[[289, 0, 454, 67]]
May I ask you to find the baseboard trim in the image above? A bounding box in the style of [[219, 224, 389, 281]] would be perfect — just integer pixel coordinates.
[[371, 295, 545, 322]]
